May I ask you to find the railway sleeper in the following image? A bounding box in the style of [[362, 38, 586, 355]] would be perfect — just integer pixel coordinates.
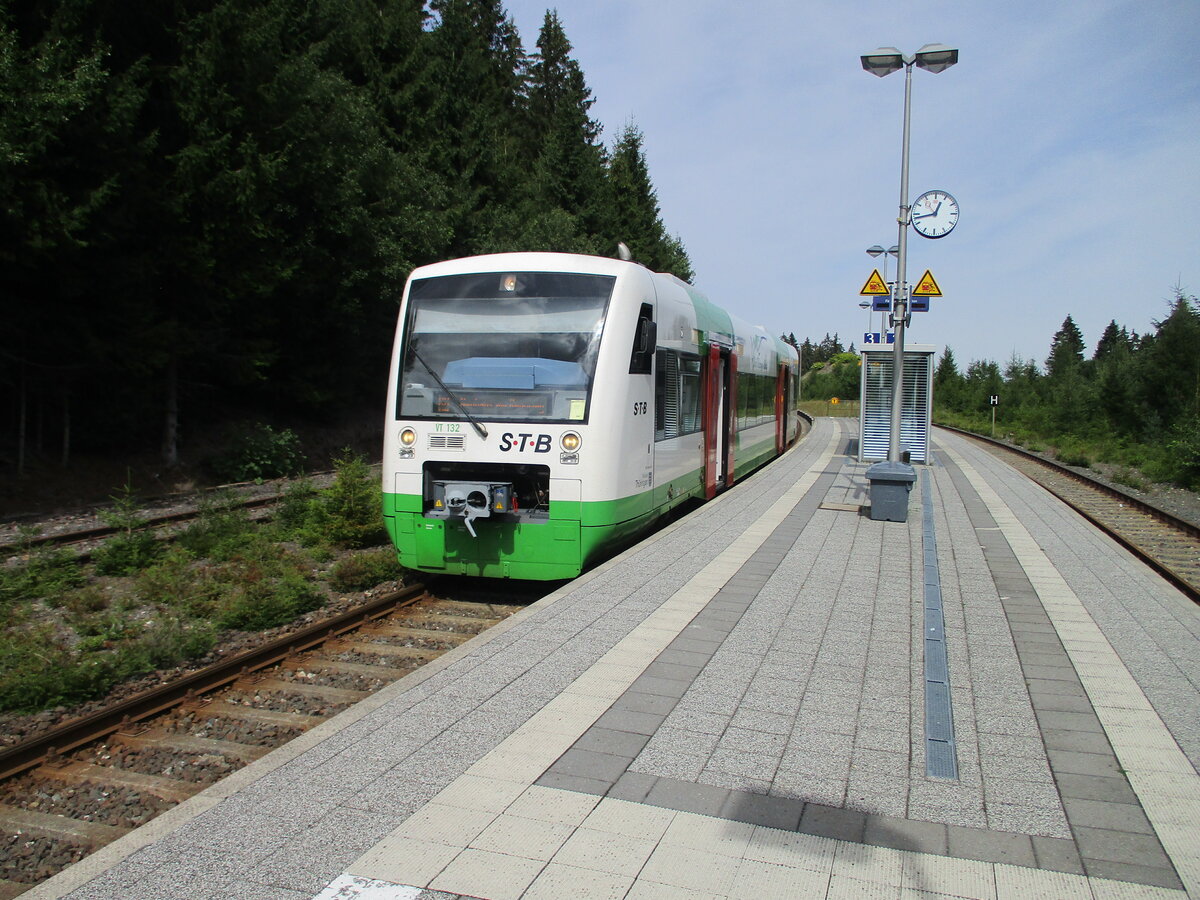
[[287, 658, 414, 682], [397, 612, 497, 634], [326, 640, 441, 663], [114, 729, 270, 763], [0, 803, 129, 847], [33, 761, 194, 805], [232, 676, 370, 705], [181, 700, 323, 732], [364, 623, 474, 647], [1, 877, 29, 900], [422, 599, 525, 618]]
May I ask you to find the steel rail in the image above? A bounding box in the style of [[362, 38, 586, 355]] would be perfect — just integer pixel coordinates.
[[0, 583, 425, 782]]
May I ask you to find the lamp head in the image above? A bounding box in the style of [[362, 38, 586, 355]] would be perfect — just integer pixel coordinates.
[[866, 245, 885, 257], [914, 43, 958, 74], [860, 47, 905, 77]]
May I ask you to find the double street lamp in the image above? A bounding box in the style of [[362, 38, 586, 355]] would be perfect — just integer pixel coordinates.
[[861, 43, 958, 464]]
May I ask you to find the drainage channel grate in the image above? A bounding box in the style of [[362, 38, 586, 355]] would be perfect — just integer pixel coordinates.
[[922, 471, 959, 780]]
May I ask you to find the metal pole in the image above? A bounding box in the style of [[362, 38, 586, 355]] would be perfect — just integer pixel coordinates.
[[889, 60, 913, 463], [880, 252, 889, 337]]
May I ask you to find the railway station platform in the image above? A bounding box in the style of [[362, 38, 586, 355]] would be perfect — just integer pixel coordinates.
[[29, 417, 1200, 900]]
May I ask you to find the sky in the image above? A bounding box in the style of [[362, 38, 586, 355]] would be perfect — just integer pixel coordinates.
[[501, 0, 1200, 369]]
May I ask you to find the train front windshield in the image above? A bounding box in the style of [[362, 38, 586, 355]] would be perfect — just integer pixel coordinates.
[[398, 271, 615, 424]]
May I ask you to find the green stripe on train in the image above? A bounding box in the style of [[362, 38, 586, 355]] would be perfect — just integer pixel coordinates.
[[382, 436, 779, 579], [382, 469, 706, 579]]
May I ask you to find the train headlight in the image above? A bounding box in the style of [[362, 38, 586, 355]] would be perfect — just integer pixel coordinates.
[[399, 427, 417, 459], [560, 432, 581, 452]]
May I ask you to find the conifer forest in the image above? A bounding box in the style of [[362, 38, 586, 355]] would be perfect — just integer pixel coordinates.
[[3, 0, 1197, 496], [2, 0, 691, 476]]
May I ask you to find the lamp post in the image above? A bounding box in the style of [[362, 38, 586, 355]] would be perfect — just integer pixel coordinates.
[[858, 298, 871, 337], [861, 43, 958, 464], [866, 244, 898, 336]]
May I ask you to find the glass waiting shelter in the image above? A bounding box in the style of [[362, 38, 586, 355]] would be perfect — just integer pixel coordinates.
[[859, 344, 934, 464]]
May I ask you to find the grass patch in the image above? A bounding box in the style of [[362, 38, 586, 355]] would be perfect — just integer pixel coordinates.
[[0, 453, 404, 715], [0, 528, 85, 605]]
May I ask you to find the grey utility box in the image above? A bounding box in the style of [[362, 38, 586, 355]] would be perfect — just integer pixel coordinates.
[[866, 461, 917, 522]]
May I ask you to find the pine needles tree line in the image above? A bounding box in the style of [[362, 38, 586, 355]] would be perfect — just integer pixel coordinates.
[[795, 290, 1200, 489]]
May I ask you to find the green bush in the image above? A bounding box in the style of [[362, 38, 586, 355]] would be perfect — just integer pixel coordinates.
[[329, 548, 406, 592], [1112, 468, 1151, 492], [1163, 416, 1200, 490], [92, 484, 161, 575], [271, 478, 319, 538], [0, 528, 84, 604], [1053, 439, 1091, 468], [177, 493, 256, 560], [297, 451, 386, 549], [135, 548, 221, 618], [217, 566, 322, 630], [210, 423, 306, 483]]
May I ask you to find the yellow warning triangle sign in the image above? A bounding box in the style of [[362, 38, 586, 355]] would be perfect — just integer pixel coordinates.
[[912, 269, 943, 296], [860, 269, 889, 295]]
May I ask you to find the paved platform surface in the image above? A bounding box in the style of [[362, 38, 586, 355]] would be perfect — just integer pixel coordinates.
[[29, 418, 1200, 900]]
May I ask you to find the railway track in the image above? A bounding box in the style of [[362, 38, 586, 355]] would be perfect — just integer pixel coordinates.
[[0, 584, 529, 897], [939, 425, 1200, 603], [0, 467, 367, 556]]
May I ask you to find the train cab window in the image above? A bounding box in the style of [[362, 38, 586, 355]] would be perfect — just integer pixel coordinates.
[[629, 304, 656, 374], [397, 271, 615, 424]]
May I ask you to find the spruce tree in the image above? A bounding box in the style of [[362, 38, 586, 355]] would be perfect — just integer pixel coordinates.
[[605, 122, 692, 279], [515, 9, 607, 252], [1045, 315, 1086, 378], [425, 0, 526, 255]]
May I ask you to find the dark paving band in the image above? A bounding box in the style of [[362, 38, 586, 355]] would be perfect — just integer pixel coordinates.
[[936, 448, 1181, 890]]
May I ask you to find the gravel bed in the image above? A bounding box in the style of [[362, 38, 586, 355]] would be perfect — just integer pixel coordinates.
[[224, 690, 354, 718], [163, 711, 304, 746], [0, 775, 173, 829], [285, 667, 394, 693], [1, 832, 89, 885], [79, 743, 238, 785]]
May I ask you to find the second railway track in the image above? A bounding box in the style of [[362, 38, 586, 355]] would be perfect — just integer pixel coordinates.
[[940, 425, 1200, 603]]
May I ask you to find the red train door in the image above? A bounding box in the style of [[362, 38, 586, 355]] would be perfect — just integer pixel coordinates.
[[775, 365, 788, 454], [703, 344, 736, 499]]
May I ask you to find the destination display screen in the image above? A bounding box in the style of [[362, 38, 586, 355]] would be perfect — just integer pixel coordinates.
[[434, 392, 553, 418]]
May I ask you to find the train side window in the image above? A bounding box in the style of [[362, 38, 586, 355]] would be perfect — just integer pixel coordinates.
[[656, 349, 701, 441], [655, 349, 677, 440], [629, 303, 656, 374]]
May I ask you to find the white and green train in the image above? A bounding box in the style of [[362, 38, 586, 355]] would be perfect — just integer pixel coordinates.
[[383, 252, 800, 580]]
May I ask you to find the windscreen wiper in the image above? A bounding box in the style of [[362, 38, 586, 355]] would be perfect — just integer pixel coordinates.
[[410, 347, 489, 439]]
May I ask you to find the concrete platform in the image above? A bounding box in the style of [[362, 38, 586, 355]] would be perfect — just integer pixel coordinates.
[[28, 418, 1200, 900]]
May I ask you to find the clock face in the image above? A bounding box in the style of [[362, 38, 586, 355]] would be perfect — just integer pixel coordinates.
[[911, 190, 959, 238]]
